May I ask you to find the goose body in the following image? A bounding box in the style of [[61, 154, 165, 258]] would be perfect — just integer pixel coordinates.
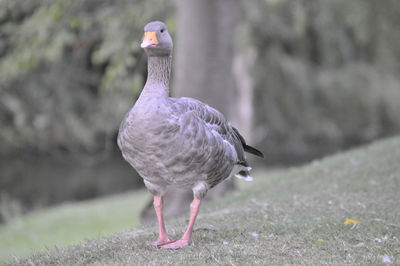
[[118, 21, 263, 249]]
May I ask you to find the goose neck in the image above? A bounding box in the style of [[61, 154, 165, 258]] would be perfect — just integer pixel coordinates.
[[143, 55, 171, 98]]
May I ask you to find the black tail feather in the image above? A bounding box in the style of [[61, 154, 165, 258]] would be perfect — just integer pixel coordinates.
[[244, 144, 264, 158], [232, 126, 264, 158]]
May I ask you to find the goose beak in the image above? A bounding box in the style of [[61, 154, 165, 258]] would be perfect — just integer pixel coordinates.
[[141, 32, 158, 48]]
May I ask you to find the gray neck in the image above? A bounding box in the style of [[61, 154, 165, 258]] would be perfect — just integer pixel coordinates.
[[141, 55, 172, 98]]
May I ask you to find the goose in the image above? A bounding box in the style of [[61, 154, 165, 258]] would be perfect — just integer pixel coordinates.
[[117, 21, 264, 249]]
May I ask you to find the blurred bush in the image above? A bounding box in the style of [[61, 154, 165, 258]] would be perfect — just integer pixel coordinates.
[[245, 0, 400, 164], [0, 0, 174, 156]]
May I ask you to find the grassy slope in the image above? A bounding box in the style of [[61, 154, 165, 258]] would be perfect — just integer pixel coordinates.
[[4, 136, 400, 265], [0, 190, 149, 262]]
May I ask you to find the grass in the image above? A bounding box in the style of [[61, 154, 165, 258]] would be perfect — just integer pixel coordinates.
[[0, 190, 149, 263], [3, 136, 400, 265]]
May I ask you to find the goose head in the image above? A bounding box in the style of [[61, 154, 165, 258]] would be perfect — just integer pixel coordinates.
[[141, 21, 173, 57]]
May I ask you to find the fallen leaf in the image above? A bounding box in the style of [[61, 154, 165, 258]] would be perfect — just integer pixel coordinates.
[[317, 238, 324, 242], [344, 218, 361, 225]]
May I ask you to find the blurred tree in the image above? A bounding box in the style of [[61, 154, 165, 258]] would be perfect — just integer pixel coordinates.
[[141, 0, 240, 222], [174, 0, 238, 117], [244, 0, 400, 164]]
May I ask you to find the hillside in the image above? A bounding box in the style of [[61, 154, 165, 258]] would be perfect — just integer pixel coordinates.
[[4, 136, 400, 265]]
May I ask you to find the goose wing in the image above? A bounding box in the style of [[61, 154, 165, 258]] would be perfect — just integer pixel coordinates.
[[170, 97, 263, 164]]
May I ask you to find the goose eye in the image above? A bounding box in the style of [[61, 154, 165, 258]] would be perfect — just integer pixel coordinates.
[[160, 28, 164, 33]]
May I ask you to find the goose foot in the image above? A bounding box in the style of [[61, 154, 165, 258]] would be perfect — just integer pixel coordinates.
[[152, 237, 173, 246], [160, 239, 189, 249]]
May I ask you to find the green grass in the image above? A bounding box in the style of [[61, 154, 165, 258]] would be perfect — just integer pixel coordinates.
[[0, 190, 149, 263], [3, 136, 400, 265]]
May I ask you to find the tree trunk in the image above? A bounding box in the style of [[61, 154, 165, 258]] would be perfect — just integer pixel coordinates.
[[174, 0, 238, 117], [141, 0, 239, 223]]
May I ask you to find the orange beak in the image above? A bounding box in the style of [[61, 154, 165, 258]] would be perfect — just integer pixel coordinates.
[[141, 32, 158, 48]]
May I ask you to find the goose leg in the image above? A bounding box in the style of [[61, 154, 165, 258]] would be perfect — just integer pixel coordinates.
[[161, 198, 201, 249], [152, 195, 172, 246]]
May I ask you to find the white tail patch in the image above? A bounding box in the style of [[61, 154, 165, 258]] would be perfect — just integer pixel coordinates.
[[231, 165, 253, 182], [235, 173, 253, 182]]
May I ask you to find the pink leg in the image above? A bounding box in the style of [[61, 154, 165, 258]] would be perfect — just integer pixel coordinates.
[[161, 198, 201, 249], [152, 195, 172, 246]]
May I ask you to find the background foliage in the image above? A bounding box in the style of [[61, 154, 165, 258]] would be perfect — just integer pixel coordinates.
[[246, 0, 400, 163], [1, 0, 400, 221], [0, 0, 174, 155], [1, 0, 400, 159]]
